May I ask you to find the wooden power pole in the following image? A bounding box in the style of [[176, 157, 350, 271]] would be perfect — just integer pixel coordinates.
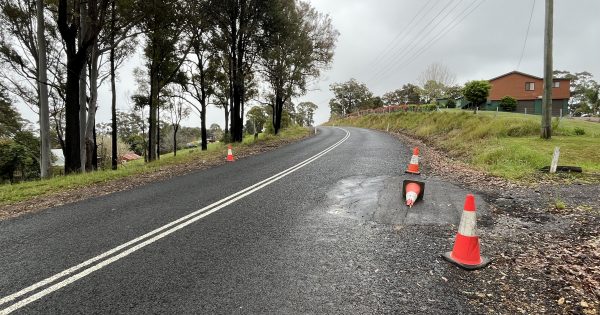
[[541, 0, 553, 139]]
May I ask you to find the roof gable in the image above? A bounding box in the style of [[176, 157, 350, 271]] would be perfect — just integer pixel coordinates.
[[489, 70, 571, 82]]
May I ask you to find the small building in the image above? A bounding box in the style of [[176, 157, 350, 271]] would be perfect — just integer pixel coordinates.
[[485, 71, 570, 116]]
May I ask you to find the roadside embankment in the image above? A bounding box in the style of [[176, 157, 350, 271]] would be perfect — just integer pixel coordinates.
[[327, 109, 600, 182]]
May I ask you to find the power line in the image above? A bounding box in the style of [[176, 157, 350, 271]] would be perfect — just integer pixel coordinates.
[[375, 0, 488, 81], [368, 0, 462, 82], [367, 0, 435, 70], [517, 0, 536, 70], [370, 0, 469, 82]]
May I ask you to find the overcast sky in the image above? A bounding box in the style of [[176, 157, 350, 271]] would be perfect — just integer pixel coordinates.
[[15, 0, 600, 129]]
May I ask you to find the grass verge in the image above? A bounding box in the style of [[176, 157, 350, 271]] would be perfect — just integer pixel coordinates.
[[327, 109, 600, 181], [0, 126, 310, 206]]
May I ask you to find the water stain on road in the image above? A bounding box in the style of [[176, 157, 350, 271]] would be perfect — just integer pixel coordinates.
[[326, 175, 489, 226]]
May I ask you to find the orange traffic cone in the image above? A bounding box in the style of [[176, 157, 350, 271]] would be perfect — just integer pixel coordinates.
[[402, 180, 425, 207], [405, 147, 420, 174], [226, 144, 235, 162], [442, 194, 490, 270]]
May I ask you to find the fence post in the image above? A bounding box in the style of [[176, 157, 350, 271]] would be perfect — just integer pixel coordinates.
[[550, 147, 560, 173]]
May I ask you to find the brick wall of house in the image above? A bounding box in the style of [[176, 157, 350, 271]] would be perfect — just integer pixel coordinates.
[[488, 72, 570, 101]]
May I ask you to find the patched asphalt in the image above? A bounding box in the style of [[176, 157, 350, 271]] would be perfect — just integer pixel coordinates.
[[1, 127, 487, 314]]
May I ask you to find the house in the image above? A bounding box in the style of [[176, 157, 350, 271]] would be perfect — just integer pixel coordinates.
[[485, 71, 570, 116]]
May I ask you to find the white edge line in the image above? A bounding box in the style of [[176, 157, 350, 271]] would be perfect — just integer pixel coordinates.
[[0, 128, 350, 314]]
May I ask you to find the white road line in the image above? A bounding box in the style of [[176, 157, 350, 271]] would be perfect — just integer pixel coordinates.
[[0, 128, 350, 315]]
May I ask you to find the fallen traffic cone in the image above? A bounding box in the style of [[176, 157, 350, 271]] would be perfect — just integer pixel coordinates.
[[402, 179, 425, 207], [226, 144, 235, 162], [442, 194, 490, 270], [405, 147, 421, 174]]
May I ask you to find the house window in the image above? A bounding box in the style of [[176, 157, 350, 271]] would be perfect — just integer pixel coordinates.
[[553, 81, 560, 88], [525, 82, 535, 91]]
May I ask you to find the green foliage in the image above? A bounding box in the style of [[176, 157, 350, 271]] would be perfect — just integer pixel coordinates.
[[574, 127, 586, 135], [499, 96, 517, 112], [382, 83, 421, 105], [329, 78, 374, 117], [463, 80, 491, 108], [446, 99, 457, 108]]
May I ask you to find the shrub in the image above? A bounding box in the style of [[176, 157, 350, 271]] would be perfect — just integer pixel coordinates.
[[499, 96, 517, 112], [446, 99, 456, 108], [574, 127, 586, 135]]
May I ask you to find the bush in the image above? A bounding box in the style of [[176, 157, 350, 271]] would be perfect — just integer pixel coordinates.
[[446, 99, 456, 108], [499, 96, 517, 112], [574, 127, 586, 135]]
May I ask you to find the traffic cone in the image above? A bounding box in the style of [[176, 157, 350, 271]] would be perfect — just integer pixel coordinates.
[[226, 144, 235, 162], [402, 179, 425, 207], [405, 147, 421, 174], [442, 194, 490, 270]]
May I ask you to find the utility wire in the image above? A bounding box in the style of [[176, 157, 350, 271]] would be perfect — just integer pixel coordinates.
[[368, 0, 460, 82], [516, 0, 536, 70], [367, 0, 435, 70], [375, 0, 488, 81], [370, 0, 469, 82]]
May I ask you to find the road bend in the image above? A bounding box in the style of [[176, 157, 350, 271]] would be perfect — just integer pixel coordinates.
[[1, 127, 479, 314]]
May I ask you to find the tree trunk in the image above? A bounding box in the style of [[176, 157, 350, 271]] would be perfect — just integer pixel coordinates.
[[110, 0, 117, 170], [148, 71, 159, 161], [92, 126, 98, 169], [274, 92, 284, 135], [85, 44, 99, 171], [36, 0, 51, 178], [78, 0, 88, 172], [201, 107, 207, 151], [64, 58, 82, 174], [173, 126, 177, 156]]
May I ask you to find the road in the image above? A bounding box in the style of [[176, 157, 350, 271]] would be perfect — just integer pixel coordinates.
[[0, 127, 487, 314]]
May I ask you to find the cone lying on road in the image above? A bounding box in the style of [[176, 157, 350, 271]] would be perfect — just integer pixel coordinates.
[[442, 194, 490, 270], [405, 147, 421, 174], [226, 144, 235, 162], [402, 180, 425, 208]]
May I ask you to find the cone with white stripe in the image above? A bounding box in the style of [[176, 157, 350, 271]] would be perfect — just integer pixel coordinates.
[[405, 147, 421, 174], [402, 180, 425, 207], [226, 144, 235, 162], [442, 194, 490, 270]]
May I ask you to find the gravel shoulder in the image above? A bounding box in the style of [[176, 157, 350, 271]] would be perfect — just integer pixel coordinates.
[[388, 130, 599, 314]]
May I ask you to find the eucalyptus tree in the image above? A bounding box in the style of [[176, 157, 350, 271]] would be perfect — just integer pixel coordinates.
[[259, 0, 337, 134], [209, 0, 268, 142], [0, 0, 64, 178], [138, 0, 191, 161], [55, 0, 109, 173]]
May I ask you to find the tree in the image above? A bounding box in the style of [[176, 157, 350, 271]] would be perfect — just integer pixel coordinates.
[[246, 105, 267, 133], [382, 83, 421, 105], [296, 101, 317, 126], [0, 0, 65, 178], [463, 80, 491, 113], [554, 70, 599, 115], [209, 123, 223, 140], [163, 91, 190, 156], [0, 91, 39, 182], [260, 0, 337, 134], [210, 0, 269, 142], [183, 3, 219, 151], [418, 63, 456, 87], [418, 63, 456, 104], [139, 0, 190, 162], [328, 78, 373, 117], [56, 0, 110, 173], [499, 96, 517, 112]]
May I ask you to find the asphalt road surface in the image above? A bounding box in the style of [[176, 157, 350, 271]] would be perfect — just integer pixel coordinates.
[[1, 127, 488, 314]]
